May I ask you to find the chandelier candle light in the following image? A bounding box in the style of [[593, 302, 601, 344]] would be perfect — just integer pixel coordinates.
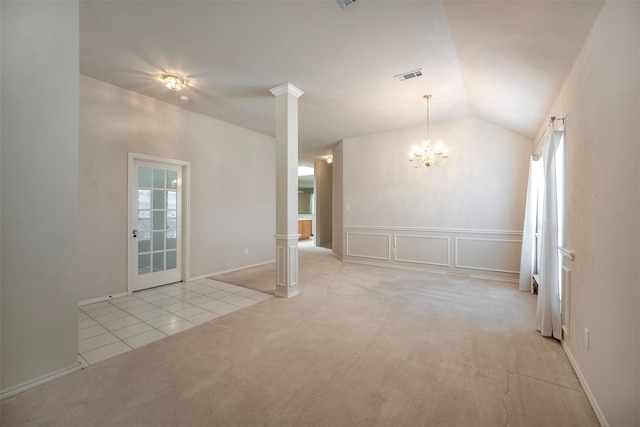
[[409, 94, 448, 168]]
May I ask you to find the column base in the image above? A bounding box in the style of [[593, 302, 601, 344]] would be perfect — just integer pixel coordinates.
[[274, 234, 299, 298]]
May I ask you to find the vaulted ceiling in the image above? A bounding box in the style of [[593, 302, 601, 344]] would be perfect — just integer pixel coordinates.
[[80, 0, 603, 164]]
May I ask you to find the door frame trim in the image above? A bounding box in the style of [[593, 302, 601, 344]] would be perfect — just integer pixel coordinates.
[[127, 153, 191, 294]]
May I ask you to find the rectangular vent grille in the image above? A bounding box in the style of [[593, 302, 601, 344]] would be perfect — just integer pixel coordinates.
[[395, 69, 423, 81], [337, 0, 356, 8]]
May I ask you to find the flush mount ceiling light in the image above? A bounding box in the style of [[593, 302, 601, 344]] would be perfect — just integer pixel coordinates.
[[409, 94, 449, 168], [326, 156, 333, 164], [162, 74, 186, 90]]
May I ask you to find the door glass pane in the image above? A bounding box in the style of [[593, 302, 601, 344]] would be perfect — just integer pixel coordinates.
[[153, 231, 165, 251], [166, 250, 177, 270], [153, 252, 164, 272], [153, 169, 165, 188], [166, 233, 177, 250], [167, 212, 177, 231], [138, 218, 151, 231], [139, 167, 152, 188], [138, 254, 151, 275], [153, 190, 165, 210], [138, 232, 151, 253], [167, 191, 177, 209], [167, 170, 178, 189], [153, 211, 165, 230], [138, 190, 151, 209], [138, 210, 150, 219]]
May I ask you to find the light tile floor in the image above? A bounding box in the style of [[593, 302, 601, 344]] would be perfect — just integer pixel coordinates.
[[78, 278, 272, 367]]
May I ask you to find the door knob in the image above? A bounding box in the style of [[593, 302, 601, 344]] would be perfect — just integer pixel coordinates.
[[132, 229, 138, 238]]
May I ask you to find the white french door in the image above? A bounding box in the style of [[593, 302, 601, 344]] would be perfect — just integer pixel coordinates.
[[128, 155, 187, 292]]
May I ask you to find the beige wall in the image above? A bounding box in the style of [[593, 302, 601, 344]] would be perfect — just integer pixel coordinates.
[[1, 1, 80, 394], [338, 116, 531, 279], [538, 2, 639, 425], [342, 116, 531, 229], [314, 159, 332, 248], [79, 76, 276, 302], [332, 142, 344, 259]]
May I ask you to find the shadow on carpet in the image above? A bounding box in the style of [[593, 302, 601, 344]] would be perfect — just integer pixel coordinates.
[[209, 262, 275, 295]]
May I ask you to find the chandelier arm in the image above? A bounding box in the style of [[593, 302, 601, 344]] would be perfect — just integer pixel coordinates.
[[409, 156, 423, 168]]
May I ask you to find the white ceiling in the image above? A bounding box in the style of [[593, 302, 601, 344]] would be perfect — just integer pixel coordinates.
[[79, 0, 603, 164]]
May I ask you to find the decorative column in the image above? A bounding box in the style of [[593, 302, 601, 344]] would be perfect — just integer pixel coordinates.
[[270, 83, 303, 298]]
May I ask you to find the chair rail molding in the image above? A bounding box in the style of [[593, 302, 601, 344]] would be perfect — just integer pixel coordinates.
[[344, 224, 522, 236]]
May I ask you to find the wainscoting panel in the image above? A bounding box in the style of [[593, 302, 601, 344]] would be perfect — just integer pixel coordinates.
[[343, 226, 522, 282], [395, 234, 450, 267], [345, 232, 391, 260], [276, 246, 286, 287], [455, 237, 522, 274]]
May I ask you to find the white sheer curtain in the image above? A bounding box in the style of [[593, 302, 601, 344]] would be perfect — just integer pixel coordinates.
[[519, 157, 537, 292], [535, 128, 564, 339]]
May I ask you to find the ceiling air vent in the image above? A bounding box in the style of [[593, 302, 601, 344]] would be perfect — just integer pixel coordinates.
[[395, 69, 423, 81], [337, 0, 356, 8]]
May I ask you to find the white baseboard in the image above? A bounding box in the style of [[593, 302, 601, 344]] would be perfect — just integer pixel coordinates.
[[79, 291, 129, 306], [79, 263, 277, 304], [0, 362, 81, 401], [468, 272, 519, 285], [343, 257, 518, 285], [192, 260, 276, 282], [562, 341, 608, 427], [188, 273, 215, 282], [348, 257, 450, 275]]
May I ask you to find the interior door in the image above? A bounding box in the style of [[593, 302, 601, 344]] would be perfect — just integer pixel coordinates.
[[129, 159, 182, 292]]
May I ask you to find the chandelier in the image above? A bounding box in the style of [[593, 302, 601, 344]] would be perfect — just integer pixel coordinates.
[[409, 94, 448, 168], [162, 74, 186, 90]]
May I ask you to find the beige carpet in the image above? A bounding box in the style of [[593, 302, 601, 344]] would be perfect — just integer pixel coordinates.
[[1, 246, 598, 426]]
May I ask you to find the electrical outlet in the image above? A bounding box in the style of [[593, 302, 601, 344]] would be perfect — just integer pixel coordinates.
[[584, 327, 590, 350], [244, 248, 249, 255]]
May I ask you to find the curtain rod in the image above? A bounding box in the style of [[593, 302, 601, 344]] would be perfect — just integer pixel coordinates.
[[530, 116, 565, 159]]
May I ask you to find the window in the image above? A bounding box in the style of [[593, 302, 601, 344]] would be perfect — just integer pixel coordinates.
[[533, 158, 544, 282], [556, 134, 566, 302]]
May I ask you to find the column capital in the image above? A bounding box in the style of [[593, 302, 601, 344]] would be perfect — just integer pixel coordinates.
[[269, 82, 304, 98]]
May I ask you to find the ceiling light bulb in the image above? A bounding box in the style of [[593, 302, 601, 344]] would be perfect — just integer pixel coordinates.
[[162, 74, 185, 90], [327, 156, 333, 164]]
